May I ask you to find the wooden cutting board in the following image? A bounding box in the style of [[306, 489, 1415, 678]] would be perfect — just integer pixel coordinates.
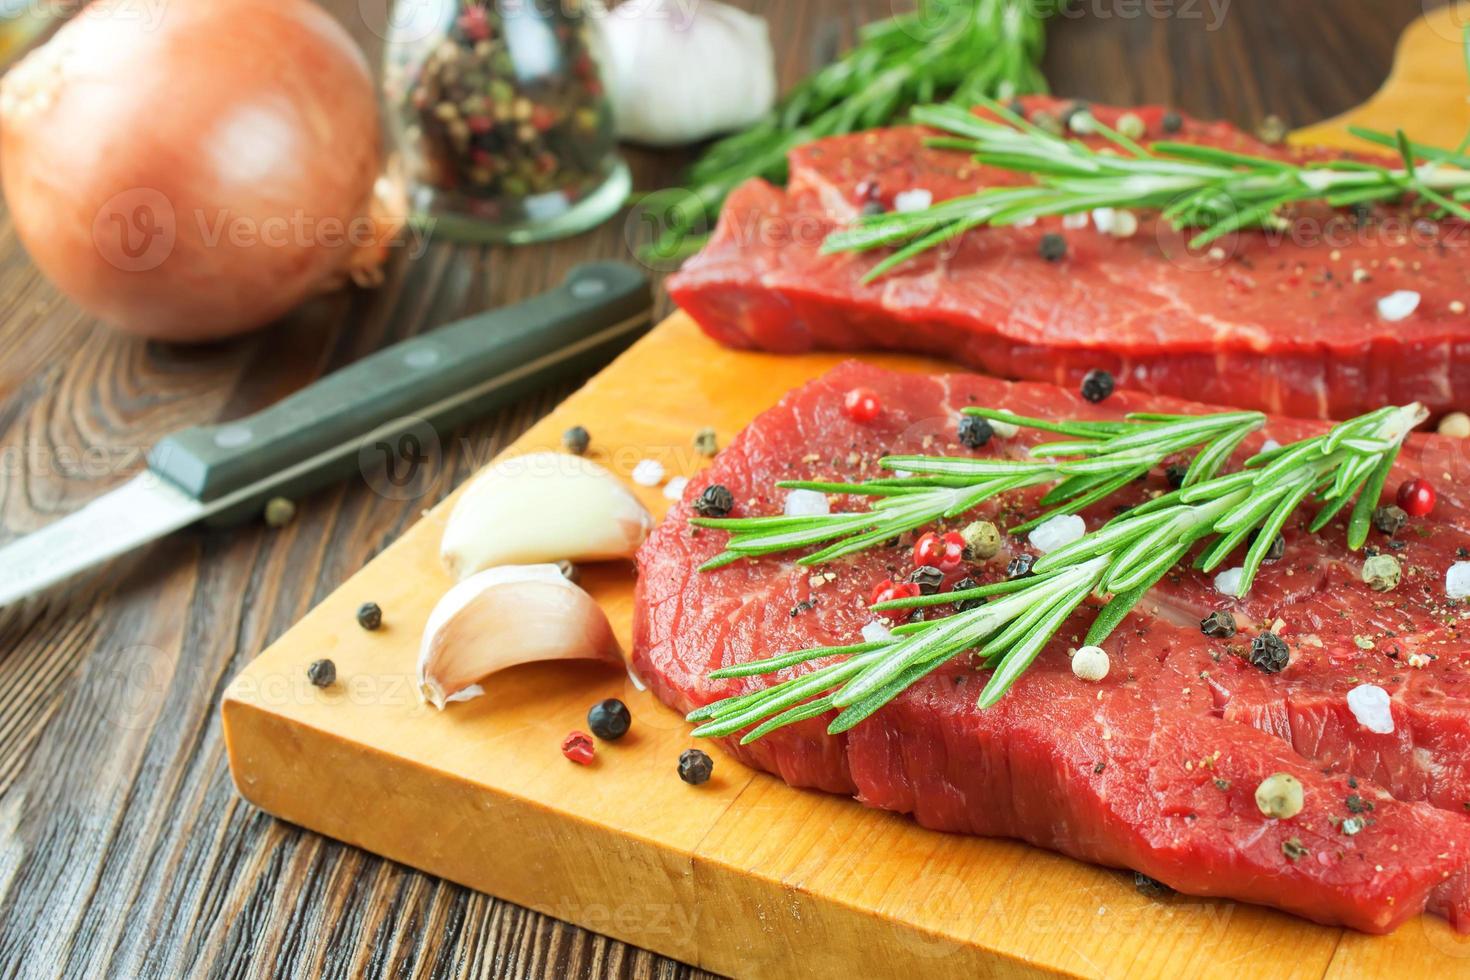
[[222, 7, 1470, 977]]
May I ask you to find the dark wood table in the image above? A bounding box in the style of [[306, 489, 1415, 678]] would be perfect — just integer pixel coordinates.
[[0, 1, 1443, 976]]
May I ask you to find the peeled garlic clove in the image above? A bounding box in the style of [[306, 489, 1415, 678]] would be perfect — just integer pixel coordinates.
[[418, 564, 623, 710], [441, 451, 653, 581]]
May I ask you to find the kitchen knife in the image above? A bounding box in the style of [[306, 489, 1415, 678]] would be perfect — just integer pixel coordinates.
[[0, 262, 653, 608]]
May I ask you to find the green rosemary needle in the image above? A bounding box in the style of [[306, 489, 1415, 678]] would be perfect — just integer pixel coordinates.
[[691, 408, 1264, 570], [822, 92, 1470, 282], [689, 402, 1425, 741]]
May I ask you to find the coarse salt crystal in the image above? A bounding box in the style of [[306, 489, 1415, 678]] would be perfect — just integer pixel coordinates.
[[662, 476, 689, 501], [894, 188, 933, 213], [1014, 215, 1038, 228], [988, 418, 1020, 438], [861, 621, 893, 644], [631, 459, 665, 486], [1346, 684, 1395, 734], [784, 488, 830, 517], [1452, 300, 1467, 315], [1377, 290, 1421, 322], [1028, 513, 1085, 553], [1062, 212, 1090, 230], [1090, 207, 1117, 234], [1214, 566, 1245, 597], [1108, 210, 1139, 238], [1447, 561, 1470, 599], [1261, 438, 1281, 453], [1408, 653, 1431, 669]]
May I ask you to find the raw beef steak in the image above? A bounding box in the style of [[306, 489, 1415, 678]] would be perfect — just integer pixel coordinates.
[[633, 361, 1470, 933], [667, 98, 1470, 419]]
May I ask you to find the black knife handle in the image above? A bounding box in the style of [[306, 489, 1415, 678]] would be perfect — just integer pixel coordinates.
[[147, 262, 652, 526]]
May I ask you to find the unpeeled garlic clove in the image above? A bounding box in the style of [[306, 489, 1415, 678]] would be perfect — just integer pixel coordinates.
[[441, 451, 653, 581], [418, 564, 623, 710]]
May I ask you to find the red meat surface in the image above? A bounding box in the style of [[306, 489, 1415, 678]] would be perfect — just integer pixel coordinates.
[[632, 361, 1470, 933], [667, 98, 1470, 419]]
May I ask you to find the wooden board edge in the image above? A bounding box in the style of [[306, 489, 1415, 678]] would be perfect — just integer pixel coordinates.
[[1290, 2, 1470, 150], [221, 695, 1068, 979]]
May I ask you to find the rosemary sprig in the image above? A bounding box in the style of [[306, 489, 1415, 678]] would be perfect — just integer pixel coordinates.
[[690, 403, 1426, 740], [822, 94, 1470, 282], [691, 408, 1264, 570], [639, 0, 1057, 263]]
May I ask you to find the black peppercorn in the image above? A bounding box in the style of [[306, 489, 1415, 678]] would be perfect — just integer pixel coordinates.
[[1007, 553, 1035, 579], [1164, 463, 1189, 490], [1248, 631, 1291, 673], [1161, 110, 1183, 134], [1080, 369, 1115, 404], [1249, 529, 1287, 562], [307, 658, 336, 688], [693, 484, 734, 518], [562, 425, 591, 455], [357, 602, 383, 631], [909, 565, 945, 595], [1133, 871, 1173, 899], [678, 748, 714, 785], [1200, 610, 1237, 639], [1372, 505, 1407, 536], [957, 414, 994, 449], [1039, 232, 1067, 262], [587, 698, 632, 741], [1006, 98, 1027, 118], [950, 576, 985, 612]]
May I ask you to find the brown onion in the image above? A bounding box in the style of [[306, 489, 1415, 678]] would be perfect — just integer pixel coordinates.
[[0, 0, 393, 342]]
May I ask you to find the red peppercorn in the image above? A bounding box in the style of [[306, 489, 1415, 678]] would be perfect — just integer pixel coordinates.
[[1396, 477, 1436, 517], [561, 731, 595, 765], [842, 387, 882, 424], [914, 531, 966, 571], [869, 579, 921, 620], [457, 7, 490, 41]]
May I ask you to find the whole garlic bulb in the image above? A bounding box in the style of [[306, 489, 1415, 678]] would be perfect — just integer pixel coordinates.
[[590, 0, 776, 147]]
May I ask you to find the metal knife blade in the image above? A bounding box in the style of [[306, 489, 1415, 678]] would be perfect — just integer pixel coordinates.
[[0, 474, 206, 608], [0, 262, 652, 607]]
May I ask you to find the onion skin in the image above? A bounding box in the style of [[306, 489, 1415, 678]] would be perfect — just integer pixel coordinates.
[[0, 0, 384, 342]]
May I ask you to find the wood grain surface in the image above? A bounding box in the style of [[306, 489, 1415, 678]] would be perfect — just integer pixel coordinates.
[[0, 1, 1455, 978]]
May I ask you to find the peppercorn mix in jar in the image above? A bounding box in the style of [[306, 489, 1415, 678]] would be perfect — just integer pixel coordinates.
[[384, 0, 629, 242]]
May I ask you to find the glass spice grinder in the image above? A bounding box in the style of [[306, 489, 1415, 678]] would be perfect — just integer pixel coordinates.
[[382, 0, 630, 243]]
